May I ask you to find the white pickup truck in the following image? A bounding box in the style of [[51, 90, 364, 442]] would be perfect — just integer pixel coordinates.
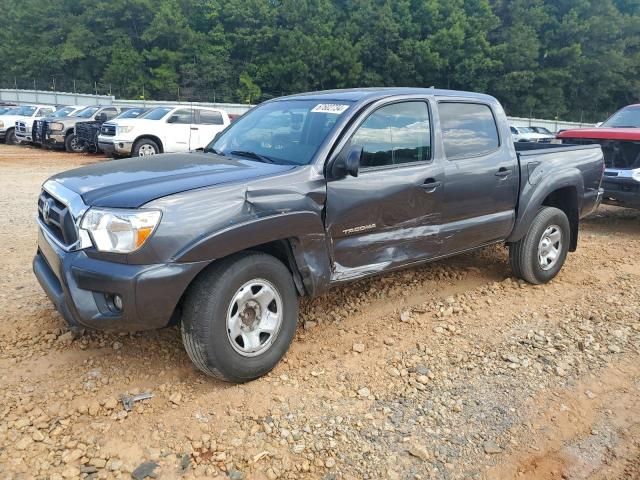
[[97, 106, 231, 157], [0, 104, 56, 144], [20, 105, 85, 145]]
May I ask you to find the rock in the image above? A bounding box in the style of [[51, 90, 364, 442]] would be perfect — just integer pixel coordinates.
[[88, 400, 100, 416], [352, 343, 365, 353], [104, 397, 118, 410], [131, 461, 159, 480], [585, 390, 597, 399], [608, 344, 621, 353], [112, 341, 123, 350], [555, 366, 567, 377], [169, 392, 182, 405], [304, 320, 318, 330], [90, 458, 107, 468], [357, 387, 370, 398], [61, 466, 81, 478], [15, 436, 32, 450], [57, 331, 74, 345], [32, 430, 45, 442], [400, 311, 411, 322], [408, 444, 430, 461], [383, 338, 395, 346], [228, 470, 244, 480], [483, 441, 502, 454], [325, 457, 336, 468], [416, 375, 429, 385], [106, 458, 123, 471], [62, 449, 83, 463]]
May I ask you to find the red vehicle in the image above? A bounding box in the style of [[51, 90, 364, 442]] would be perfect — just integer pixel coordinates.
[[557, 104, 640, 209]]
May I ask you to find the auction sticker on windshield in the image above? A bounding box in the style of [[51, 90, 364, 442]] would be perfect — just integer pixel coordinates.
[[311, 104, 350, 114]]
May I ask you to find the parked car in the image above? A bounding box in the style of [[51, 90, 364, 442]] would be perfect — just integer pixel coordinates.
[[530, 126, 555, 135], [557, 103, 640, 209], [31, 106, 86, 146], [33, 88, 604, 382], [76, 107, 151, 153], [41, 105, 123, 152], [0, 104, 56, 144], [18, 106, 83, 145], [97, 106, 230, 157], [510, 125, 554, 143]]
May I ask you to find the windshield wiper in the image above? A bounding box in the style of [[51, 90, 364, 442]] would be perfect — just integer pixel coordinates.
[[204, 147, 225, 156], [229, 150, 275, 164], [610, 125, 639, 128]]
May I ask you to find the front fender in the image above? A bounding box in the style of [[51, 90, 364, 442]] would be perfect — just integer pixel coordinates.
[[507, 166, 584, 243], [174, 212, 333, 296]]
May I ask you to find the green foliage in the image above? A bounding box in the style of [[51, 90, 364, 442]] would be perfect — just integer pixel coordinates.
[[1, 0, 639, 121]]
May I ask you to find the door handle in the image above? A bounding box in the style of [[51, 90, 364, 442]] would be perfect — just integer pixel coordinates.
[[190, 127, 199, 131], [422, 178, 442, 192], [495, 167, 512, 177]]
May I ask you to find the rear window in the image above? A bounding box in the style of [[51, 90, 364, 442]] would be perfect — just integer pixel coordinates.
[[439, 102, 500, 159]]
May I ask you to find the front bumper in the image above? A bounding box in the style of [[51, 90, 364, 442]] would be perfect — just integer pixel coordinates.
[[601, 172, 640, 209], [15, 131, 33, 142], [33, 227, 207, 331], [43, 132, 66, 147], [97, 137, 133, 156]]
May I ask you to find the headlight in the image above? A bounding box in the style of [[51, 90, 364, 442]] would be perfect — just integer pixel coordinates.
[[118, 125, 135, 134], [80, 208, 161, 253], [633, 170, 640, 182], [49, 122, 64, 132], [0, 121, 4, 128]]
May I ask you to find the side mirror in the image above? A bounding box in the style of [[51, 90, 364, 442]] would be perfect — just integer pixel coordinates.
[[96, 112, 107, 122], [331, 145, 362, 179], [167, 115, 178, 124]]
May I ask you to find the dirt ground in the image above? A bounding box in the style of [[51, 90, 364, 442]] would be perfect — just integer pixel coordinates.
[[0, 144, 638, 480]]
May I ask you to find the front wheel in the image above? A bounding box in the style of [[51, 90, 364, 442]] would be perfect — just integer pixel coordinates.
[[509, 206, 570, 284], [65, 133, 83, 153], [181, 252, 298, 382], [132, 138, 159, 157], [5, 128, 16, 145]]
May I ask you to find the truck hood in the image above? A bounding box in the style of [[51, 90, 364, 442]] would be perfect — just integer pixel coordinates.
[[557, 127, 640, 141], [51, 153, 297, 208], [0, 114, 34, 125]]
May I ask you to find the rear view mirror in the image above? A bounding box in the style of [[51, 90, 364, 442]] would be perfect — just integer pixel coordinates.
[[331, 145, 362, 179], [96, 112, 107, 122], [167, 115, 178, 123]]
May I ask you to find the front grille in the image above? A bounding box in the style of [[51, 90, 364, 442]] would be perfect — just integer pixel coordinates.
[[41, 120, 50, 140], [32, 120, 42, 142], [101, 124, 116, 136], [76, 121, 102, 152], [38, 190, 78, 247], [16, 121, 28, 134]]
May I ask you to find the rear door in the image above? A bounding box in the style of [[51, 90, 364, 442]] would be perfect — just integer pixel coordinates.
[[325, 100, 444, 279], [436, 101, 518, 254], [192, 109, 227, 149], [163, 108, 193, 152]]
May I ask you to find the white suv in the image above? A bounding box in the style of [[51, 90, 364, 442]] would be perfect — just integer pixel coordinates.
[[98, 106, 231, 157], [0, 105, 56, 144]]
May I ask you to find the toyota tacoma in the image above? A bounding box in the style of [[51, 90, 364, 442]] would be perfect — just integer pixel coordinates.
[[33, 88, 604, 382]]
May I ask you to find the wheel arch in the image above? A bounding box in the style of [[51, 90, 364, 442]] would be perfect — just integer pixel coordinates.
[[541, 186, 579, 251], [133, 134, 164, 153]]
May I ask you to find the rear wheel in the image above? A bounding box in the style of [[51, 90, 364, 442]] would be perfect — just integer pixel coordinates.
[[509, 207, 570, 284], [5, 128, 16, 145], [132, 138, 160, 157], [65, 133, 83, 153], [181, 252, 298, 382]]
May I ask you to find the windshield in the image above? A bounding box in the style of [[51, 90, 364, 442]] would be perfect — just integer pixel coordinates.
[[534, 127, 552, 134], [75, 106, 100, 118], [0, 107, 11, 115], [5, 106, 37, 116], [141, 107, 173, 120], [52, 107, 78, 118], [115, 108, 148, 119], [206, 99, 354, 165], [601, 106, 640, 128], [520, 127, 534, 133]]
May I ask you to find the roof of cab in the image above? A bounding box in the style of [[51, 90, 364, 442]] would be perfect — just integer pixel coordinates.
[[278, 87, 497, 104]]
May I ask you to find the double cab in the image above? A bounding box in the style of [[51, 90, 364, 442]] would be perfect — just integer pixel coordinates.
[[33, 88, 604, 382]]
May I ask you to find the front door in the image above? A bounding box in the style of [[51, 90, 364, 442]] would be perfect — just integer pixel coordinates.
[[436, 101, 519, 254], [325, 100, 444, 281], [164, 108, 194, 153]]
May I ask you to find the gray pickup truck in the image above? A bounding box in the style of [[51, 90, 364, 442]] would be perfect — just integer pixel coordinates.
[[33, 88, 604, 382]]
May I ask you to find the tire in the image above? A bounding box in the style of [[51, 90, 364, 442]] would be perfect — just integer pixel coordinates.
[[65, 133, 83, 153], [509, 207, 570, 284], [132, 138, 160, 157], [181, 252, 298, 383], [5, 128, 16, 145]]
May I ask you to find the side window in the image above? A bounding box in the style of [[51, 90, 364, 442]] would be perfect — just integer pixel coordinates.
[[351, 101, 431, 168], [102, 108, 118, 120], [510, 126, 518, 134], [198, 110, 224, 125], [169, 109, 193, 124], [38, 108, 54, 117], [438, 102, 500, 159]]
